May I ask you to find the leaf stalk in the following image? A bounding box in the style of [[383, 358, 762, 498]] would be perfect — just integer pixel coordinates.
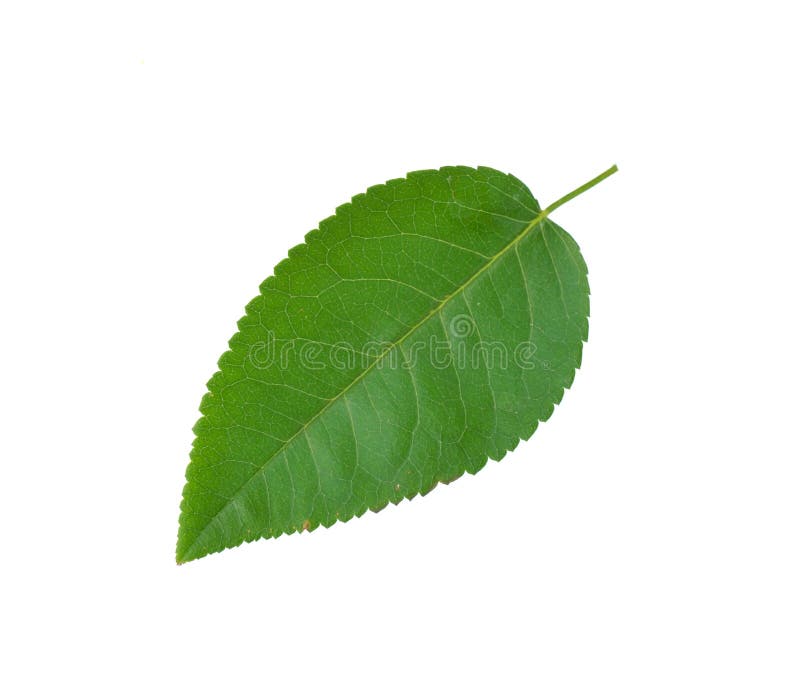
[[543, 164, 618, 216]]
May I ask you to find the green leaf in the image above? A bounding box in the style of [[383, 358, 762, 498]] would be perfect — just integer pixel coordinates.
[[177, 164, 616, 563]]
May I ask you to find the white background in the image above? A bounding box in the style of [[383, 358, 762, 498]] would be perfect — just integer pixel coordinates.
[[1, 1, 798, 681]]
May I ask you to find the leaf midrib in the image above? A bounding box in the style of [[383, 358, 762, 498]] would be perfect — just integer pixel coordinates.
[[182, 165, 617, 559]]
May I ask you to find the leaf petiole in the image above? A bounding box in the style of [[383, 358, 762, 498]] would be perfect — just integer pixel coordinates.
[[543, 164, 618, 216]]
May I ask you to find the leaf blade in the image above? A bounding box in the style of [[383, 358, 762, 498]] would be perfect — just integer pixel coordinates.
[[177, 165, 611, 562]]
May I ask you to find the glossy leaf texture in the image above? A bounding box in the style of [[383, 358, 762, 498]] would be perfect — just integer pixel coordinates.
[[177, 165, 616, 562]]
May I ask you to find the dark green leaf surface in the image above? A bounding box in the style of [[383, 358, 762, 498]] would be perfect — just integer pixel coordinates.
[[177, 165, 615, 562]]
